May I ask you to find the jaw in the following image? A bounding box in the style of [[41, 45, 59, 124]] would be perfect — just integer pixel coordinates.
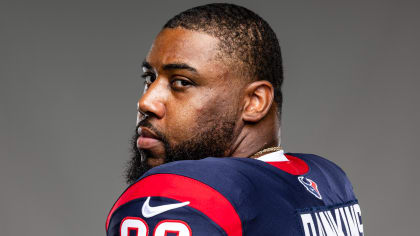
[[147, 156, 165, 167], [228, 107, 280, 158]]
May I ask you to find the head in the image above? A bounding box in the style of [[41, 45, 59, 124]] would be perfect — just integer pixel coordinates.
[[126, 3, 283, 184]]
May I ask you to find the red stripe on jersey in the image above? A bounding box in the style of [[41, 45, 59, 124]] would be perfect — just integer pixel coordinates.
[[106, 173, 242, 236], [266, 154, 309, 175]]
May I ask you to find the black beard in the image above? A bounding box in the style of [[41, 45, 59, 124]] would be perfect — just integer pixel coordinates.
[[125, 117, 236, 185]]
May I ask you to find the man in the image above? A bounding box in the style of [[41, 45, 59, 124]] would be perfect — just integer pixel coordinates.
[[106, 3, 363, 236]]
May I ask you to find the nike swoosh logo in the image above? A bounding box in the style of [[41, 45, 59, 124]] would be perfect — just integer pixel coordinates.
[[141, 197, 190, 218]]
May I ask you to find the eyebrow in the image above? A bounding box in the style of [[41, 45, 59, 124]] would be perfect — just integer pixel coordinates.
[[142, 60, 198, 74], [142, 61, 153, 70], [163, 63, 198, 73]]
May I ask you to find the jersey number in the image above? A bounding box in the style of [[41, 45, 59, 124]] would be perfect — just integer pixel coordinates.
[[120, 217, 192, 236]]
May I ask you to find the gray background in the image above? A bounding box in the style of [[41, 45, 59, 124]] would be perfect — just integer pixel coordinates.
[[1, 0, 419, 235]]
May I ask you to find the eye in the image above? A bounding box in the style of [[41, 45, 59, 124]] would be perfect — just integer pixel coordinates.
[[171, 79, 193, 90], [141, 73, 156, 85]]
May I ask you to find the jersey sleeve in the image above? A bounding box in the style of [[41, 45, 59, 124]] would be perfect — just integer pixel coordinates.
[[106, 172, 242, 236]]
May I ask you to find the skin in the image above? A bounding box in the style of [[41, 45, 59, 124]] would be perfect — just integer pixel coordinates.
[[137, 28, 280, 167]]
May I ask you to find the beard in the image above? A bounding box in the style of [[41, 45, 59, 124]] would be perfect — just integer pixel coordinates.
[[125, 116, 236, 185]]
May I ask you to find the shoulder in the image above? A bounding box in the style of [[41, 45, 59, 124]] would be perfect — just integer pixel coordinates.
[[140, 157, 267, 208], [286, 153, 364, 236], [289, 153, 347, 173], [106, 158, 254, 236], [287, 153, 358, 205], [145, 156, 284, 185]]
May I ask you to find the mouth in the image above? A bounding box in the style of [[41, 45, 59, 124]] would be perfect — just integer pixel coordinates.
[[136, 126, 163, 150]]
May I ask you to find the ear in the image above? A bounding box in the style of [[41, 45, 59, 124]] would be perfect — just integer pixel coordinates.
[[241, 80, 274, 122]]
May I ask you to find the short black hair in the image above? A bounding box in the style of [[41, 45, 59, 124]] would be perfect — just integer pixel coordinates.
[[163, 3, 284, 116]]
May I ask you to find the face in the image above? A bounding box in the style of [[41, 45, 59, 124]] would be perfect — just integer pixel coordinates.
[[125, 28, 245, 184]]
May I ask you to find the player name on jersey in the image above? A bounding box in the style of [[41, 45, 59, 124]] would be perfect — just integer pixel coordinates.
[[300, 203, 363, 236]]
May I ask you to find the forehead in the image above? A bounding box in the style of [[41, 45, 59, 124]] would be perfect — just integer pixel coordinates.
[[146, 28, 222, 71]]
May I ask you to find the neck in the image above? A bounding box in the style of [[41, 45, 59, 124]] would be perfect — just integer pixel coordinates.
[[228, 108, 280, 158]]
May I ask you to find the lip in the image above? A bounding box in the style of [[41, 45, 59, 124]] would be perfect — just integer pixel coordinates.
[[137, 127, 162, 150]]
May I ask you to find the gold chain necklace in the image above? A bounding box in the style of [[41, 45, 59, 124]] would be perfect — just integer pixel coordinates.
[[250, 146, 283, 158]]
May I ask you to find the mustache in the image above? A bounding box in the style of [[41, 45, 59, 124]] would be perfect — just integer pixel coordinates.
[[136, 119, 166, 142]]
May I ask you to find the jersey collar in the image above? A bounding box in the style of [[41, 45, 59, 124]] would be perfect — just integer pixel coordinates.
[[255, 149, 289, 162]]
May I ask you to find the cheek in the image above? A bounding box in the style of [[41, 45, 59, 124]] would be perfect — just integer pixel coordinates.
[[163, 95, 217, 141], [162, 87, 240, 144], [200, 88, 240, 120], [163, 103, 201, 143]]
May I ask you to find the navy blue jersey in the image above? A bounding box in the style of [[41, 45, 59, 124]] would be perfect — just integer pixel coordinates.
[[106, 152, 363, 236]]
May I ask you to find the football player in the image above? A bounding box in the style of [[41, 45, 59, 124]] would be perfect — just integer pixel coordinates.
[[106, 3, 363, 236]]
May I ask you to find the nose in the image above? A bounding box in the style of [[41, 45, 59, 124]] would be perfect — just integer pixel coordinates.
[[137, 79, 166, 120]]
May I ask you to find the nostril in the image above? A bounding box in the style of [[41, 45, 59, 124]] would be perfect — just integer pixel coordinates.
[[137, 110, 151, 124], [139, 110, 149, 119]]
